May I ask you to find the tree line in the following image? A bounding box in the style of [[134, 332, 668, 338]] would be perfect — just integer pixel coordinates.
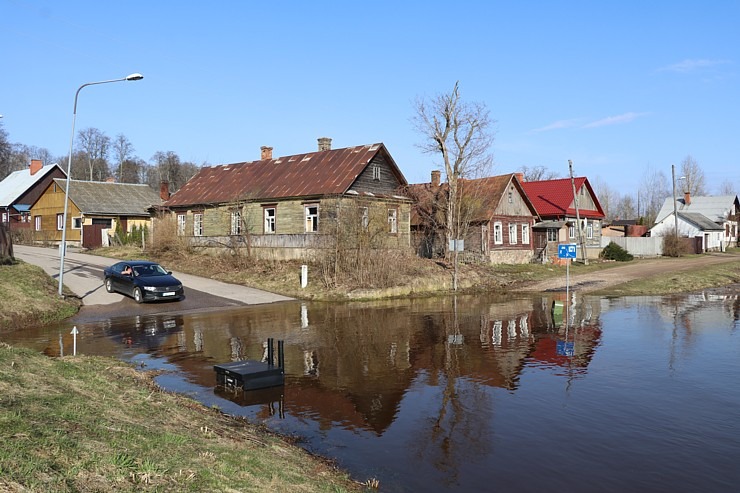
[[0, 123, 199, 193]]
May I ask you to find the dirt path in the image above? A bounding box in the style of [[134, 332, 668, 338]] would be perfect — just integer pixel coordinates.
[[514, 252, 740, 293]]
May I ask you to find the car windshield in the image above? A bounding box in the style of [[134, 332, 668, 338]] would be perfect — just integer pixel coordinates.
[[132, 264, 168, 277]]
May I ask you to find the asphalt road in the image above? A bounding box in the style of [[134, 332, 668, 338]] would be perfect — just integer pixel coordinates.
[[14, 245, 294, 320]]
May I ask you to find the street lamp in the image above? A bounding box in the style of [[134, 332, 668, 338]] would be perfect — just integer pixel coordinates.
[[58, 73, 143, 296]]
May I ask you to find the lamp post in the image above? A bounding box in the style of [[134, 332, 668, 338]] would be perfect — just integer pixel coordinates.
[[58, 73, 143, 296]]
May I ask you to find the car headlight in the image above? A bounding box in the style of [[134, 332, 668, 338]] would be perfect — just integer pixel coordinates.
[[143, 286, 157, 292]]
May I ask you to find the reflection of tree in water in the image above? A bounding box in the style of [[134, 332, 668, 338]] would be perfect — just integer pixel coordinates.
[[411, 297, 494, 486]]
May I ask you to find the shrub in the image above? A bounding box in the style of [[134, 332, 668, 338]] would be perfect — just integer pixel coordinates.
[[600, 241, 634, 261], [662, 231, 689, 257]]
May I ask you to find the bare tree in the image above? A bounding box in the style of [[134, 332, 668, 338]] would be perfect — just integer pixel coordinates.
[[718, 179, 737, 196], [412, 82, 494, 290], [592, 177, 618, 222], [679, 154, 707, 196], [639, 166, 669, 225], [518, 164, 559, 182], [149, 151, 200, 192], [77, 127, 111, 181], [614, 194, 637, 221], [0, 123, 10, 180], [112, 133, 135, 182]]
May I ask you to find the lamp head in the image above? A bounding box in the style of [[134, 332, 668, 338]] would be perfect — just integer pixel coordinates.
[[126, 73, 144, 81]]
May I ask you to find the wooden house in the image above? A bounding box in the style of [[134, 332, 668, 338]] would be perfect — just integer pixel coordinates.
[[406, 172, 539, 264], [161, 139, 412, 260], [0, 160, 66, 233], [30, 178, 162, 248], [521, 177, 606, 262]]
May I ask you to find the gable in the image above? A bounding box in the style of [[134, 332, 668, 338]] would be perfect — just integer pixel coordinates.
[[0, 164, 66, 207], [521, 177, 605, 219]]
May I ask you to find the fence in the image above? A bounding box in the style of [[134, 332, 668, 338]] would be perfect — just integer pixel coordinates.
[[600, 236, 663, 257]]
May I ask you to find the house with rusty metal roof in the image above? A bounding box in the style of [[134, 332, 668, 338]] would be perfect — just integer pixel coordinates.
[[162, 138, 411, 260], [405, 171, 539, 264], [0, 160, 66, 233], [30, 178, 162, 249], [520, 176, 606, 262]]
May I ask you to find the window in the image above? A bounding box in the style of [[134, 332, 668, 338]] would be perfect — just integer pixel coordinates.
[[177, 214, 186, 235], [587, 222, 593, 239], [1, 212, 6, 223], [230, 211, 242, 235], [372, 164, 381, 180], [34, 216, 41, 231], [264, 207, 276, 234], [22, 212, 30, 223], [547, 228, 558, 242], [493, 222, 503, 244], [360, 207, 369, 230], [388, 208, 397, 233], [193, 213, 203, 236], [72, 217, 82, 229], [508, 190, 513, 203], [522, 224, 530, 244], [57, 213, 64, 231], [509, 223, 517, 244], [569, 225, 575, 239], [305, 205, 318, 232]]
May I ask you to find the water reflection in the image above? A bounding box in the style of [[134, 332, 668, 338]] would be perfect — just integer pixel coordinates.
[[3, 288, 740, 492]]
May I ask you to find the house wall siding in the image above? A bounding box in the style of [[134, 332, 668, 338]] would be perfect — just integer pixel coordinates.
[[350, 155, 403, 195]]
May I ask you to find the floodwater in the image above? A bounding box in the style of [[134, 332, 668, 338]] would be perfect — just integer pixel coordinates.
[[3, 289, 740, 493]]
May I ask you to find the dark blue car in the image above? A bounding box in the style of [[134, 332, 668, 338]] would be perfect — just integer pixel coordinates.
[[103, 260, 184, 303]]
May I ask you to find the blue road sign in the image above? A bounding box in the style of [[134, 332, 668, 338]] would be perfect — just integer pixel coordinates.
[[558, 243, 577, 259]]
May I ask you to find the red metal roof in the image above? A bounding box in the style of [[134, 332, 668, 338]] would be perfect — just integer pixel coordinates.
[[164, 143, 405, 207], [520, 177, 605, 219]]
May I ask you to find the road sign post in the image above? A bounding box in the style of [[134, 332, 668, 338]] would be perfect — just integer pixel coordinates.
[[557, 244, 577, 327]]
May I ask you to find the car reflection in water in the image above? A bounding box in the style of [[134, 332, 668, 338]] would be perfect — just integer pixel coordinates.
[[103, 260, 184, 303]]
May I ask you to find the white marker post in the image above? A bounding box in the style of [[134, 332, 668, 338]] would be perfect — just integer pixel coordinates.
[[70, 326, 79, 356]]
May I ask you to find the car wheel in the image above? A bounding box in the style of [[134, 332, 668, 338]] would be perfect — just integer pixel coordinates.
[[105, 278, 114, 293], [133, 287, 144, 304]]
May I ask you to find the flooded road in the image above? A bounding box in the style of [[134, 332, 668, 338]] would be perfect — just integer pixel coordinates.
[[3, 290, 740, 492]]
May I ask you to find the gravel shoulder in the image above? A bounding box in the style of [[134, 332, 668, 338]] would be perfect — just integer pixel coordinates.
[[514, 252, 740, 293]]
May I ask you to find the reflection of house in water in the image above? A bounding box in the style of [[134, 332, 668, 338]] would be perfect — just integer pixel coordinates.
[[102, 295, 604, 435]]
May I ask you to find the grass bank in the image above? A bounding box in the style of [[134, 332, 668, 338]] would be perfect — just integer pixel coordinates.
[[0, 344, 362, 492], [0, 260, 81, 331]]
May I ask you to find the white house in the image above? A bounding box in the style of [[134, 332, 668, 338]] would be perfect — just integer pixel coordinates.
[[652, 192, 739, 251]]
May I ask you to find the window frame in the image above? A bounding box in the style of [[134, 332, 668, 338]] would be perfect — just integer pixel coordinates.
[[305, 204, 319, 233], [193, 212, 203, 237], [360, 206, 369, 230], [72, 217, 82, 230], [264, 206, 276, 234], [521, 223, 530, 244], [230, 210, 242, 235], [508, 223, 517, 245], [493, 221, 503, 245], [372, 164, 381, 181], [387, 208, 398, 234], [34, 215, 42, 231], [56, 213, 64, 231], [547, 228, 558, 242], [177, 213, 186, 236]]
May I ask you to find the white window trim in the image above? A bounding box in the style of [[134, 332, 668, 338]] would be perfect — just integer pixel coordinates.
[[493, 221, 503, 245], [57, 213, 64, 231], [72, 217, 83, 229], [509, 223, 517, 245], [193, 213, 203, 237], [264, 207, 276, 234], [305, 205, 319, 233], [230, 211, 242, 235], [521, 223, 530, 244], [360, 207, 369, 230], [177, 214, 186, 236], [388, 208, 398, 234]]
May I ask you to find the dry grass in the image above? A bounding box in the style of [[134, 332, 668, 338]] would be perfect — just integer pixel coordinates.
[[0, 344, 362, 492]]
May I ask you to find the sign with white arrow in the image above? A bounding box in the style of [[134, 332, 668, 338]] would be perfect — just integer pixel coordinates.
[[70, 326, 79, 356]]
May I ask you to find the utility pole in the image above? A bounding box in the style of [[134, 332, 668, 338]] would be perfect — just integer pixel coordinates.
[[568, 160, 588, 265]]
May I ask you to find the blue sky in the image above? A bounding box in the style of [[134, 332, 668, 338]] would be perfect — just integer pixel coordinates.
[[4, 0, 739, 195]]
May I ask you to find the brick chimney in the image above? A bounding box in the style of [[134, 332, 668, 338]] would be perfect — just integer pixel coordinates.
[[160, 181, 170, 201], [431, 170, 441, 187], [684, 191, 691, 206], [317, 137, 332, 151], [515, 172, 524, 183], [260, 146, 273, 160], [30, 159, 42, 175]]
